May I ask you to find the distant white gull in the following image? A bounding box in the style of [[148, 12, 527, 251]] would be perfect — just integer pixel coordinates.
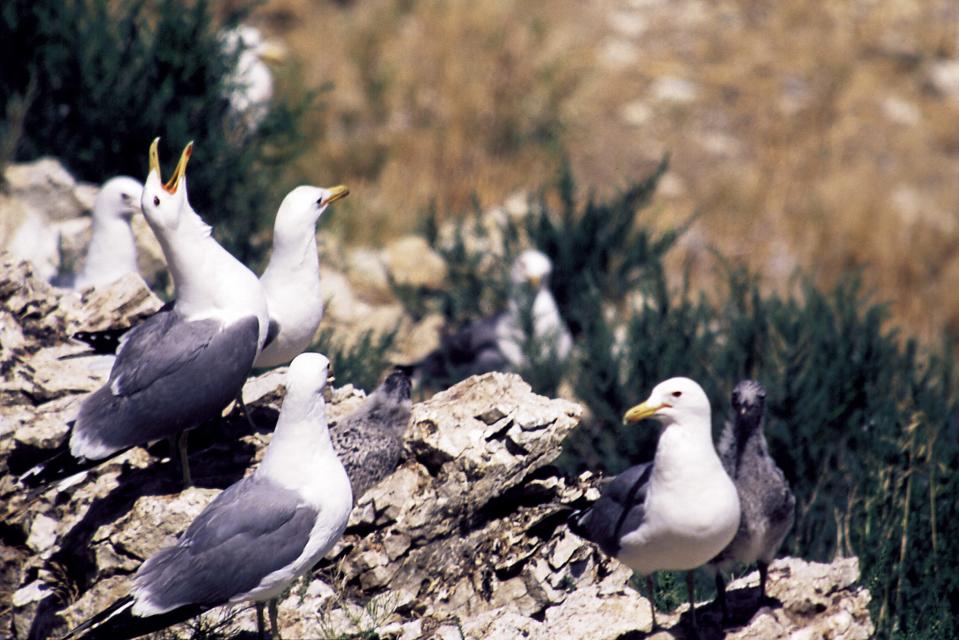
[[254, 184, 349, 369], [330, 366, 412, 501], [415, 249, 572, 384], [568, 377, 740, 630], [707, 379, 795, 620], [222, 25, 286, 131], [20, 139, 269, 489], [71, 176, 144, 290], [62, 353, 353, 640]]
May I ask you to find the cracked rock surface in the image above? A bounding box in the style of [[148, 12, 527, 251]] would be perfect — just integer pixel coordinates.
[[0, 256, 874, 639]]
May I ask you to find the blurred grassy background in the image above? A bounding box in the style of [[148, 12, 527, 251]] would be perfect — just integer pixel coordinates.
[[249, 0, 959, 346]]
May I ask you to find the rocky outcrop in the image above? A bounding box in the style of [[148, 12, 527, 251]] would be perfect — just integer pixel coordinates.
[[0, 256, 874, 639]]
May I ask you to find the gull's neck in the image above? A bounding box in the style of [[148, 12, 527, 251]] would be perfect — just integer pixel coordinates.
[[731, 421, 769, 475], [79, 217, 137, 284], [149, 205, 263, 324], [258, 389, 345, 503], [262, 224, 320, 280], [653, 417, 724, 486]]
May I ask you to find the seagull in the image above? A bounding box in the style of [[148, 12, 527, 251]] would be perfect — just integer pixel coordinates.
[[70, 176, 144, 290], [567, 377, 741, 631], [222, 25, 286, 131], [707, 379, 795, 620], [330, 366, 412, 501], [254, 184, 349, 369], [20, 139, 269, 490], [62, 353, 353, 640], [414, 249, 572, 385]]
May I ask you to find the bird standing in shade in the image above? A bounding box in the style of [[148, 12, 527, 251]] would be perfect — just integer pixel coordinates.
[[70, 176, 144, 290], [708, 379, 795, 620], [330, 367, 412, 501], [20, 139, 269, 490], [254, 184, 349, 369], [62, 353, 352, 640], [414, 249, 572, 385], [568, 377, 740, 631]]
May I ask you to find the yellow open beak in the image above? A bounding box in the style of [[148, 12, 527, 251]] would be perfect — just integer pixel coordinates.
[[623, 401, 666, 424], [321, 185, 350, 206], [148, 138, 193, 194]]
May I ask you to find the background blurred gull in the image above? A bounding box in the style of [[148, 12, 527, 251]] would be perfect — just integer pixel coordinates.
[[414, 248, 572, 384], [221, 24, 286, 131], [708, 379, 796, 621], [62, 353, 353, 640], [51, 176, 144, 290]]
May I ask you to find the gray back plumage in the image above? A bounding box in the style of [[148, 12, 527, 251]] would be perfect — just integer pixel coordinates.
[[73, 310, 260, 456], [568, 462, 653, 558], [713, 380, 795, 567], [134, 475, 317, 611], [329, 368, 413, 500]]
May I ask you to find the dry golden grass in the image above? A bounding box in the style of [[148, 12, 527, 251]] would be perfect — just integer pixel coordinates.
[[251, 0, 959, 341]]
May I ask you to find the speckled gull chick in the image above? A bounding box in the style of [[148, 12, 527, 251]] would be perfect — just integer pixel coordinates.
[[254, 184, 349, 369], [62, 353, 353, 640], [20, 139, 269, 490], [707, 379, 795, 620], [414, 249, 572, 383], [330, 367, 412, 501], [568, 377, 741, 630], [71, 176, 144, 290]]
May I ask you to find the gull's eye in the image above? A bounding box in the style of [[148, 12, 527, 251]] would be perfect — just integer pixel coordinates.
[[153, 195, 160, 207], [672, 391, 682, 398], [120, 193, 131, 204]]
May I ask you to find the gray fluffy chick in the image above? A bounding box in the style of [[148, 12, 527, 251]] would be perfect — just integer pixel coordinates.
[[709, 379, 795, 620], [329, 367, 412, 501]]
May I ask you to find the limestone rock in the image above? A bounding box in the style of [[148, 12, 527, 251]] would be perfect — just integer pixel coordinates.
[[382, 235, 448, 290], [3, 158, 85, 222], [0, 258, 874, 640]]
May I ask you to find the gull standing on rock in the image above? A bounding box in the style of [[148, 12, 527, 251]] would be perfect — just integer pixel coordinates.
[[708, 379, 795, 620], [20, 139, 269, 490], [62, 353, 353, 640], [568, 377, 741, 631], [330, 367, 412, 501], [414, 249, 572, 384], [254, 185, 349, 369], [71, 176, 144, 290]]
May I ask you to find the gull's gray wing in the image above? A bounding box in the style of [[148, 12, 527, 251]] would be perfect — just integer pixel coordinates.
[[568, 462, 653, 557], [134, 475, 317, 611], [72, 313, 260, 456], [331, 427, 403, 500]]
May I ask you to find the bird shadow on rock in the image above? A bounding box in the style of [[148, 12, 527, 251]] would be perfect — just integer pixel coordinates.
[[614, 584, 781, 640], [24, 408, 280, 640]]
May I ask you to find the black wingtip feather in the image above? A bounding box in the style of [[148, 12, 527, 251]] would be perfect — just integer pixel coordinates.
[[62, 596, 208, 640]]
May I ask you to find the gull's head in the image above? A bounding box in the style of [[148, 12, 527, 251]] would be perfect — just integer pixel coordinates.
[[623, 377, 711, 429], [94, 176, 143, 222], [286, 352, 332, 403], [274, 184, 349, 235], [381, 366, 413, 402], [223, 25, 287, 64], [731, 379, 766, 426], [142, 138, 193, 230], [511, 249, 553, 290]]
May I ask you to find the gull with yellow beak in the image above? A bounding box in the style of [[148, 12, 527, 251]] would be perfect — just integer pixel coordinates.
[[253, 184, 349, 369], [413, 248, 572, 385], [568, 377, 741, 632], [20, 139, 269, 490]]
